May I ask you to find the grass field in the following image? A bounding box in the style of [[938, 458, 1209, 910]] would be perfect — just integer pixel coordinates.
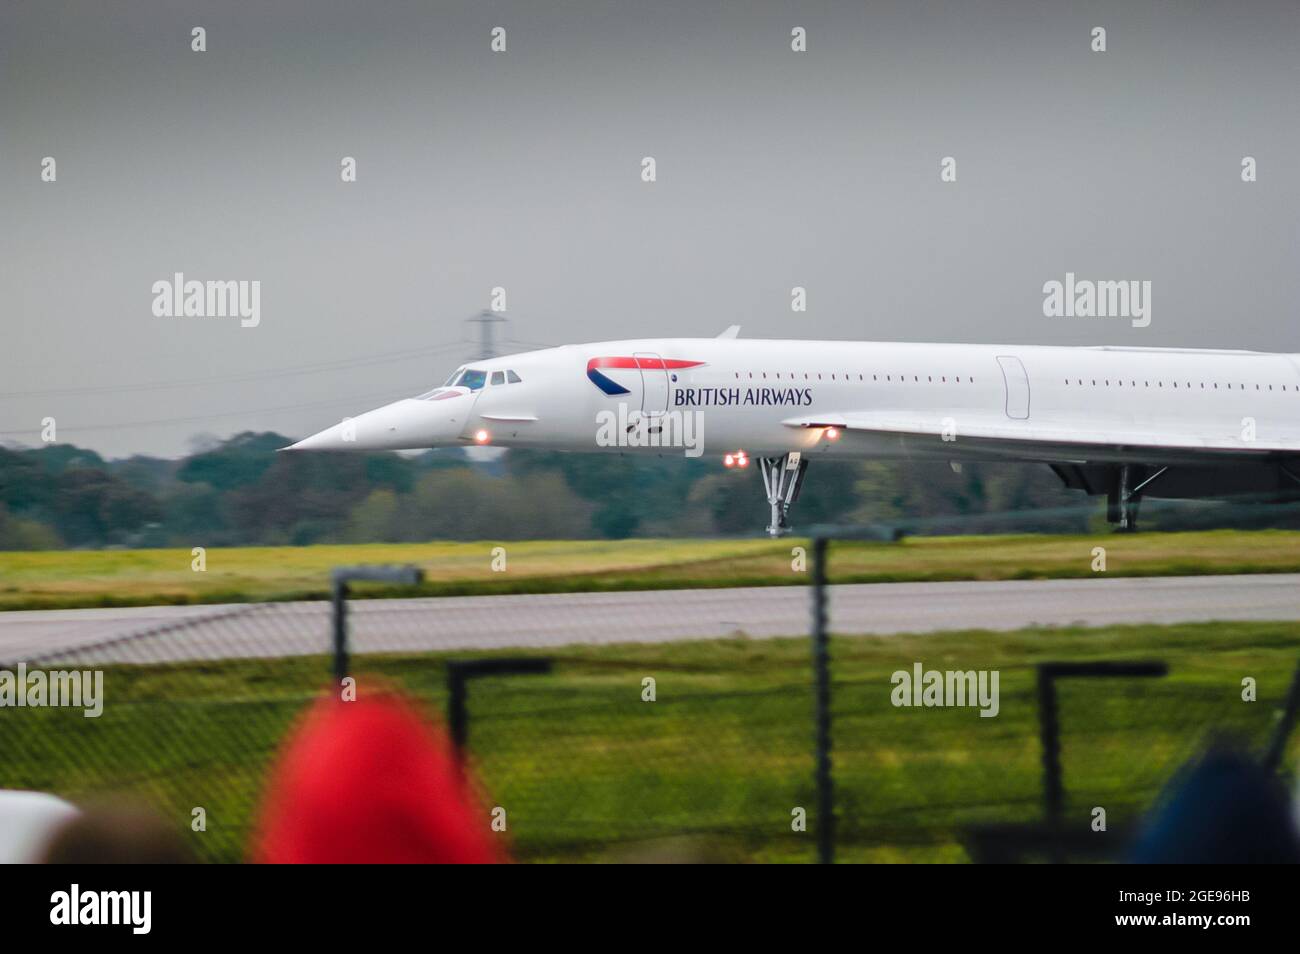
[[3, 620, 1297, 862], [6, 529, 1300, 610]]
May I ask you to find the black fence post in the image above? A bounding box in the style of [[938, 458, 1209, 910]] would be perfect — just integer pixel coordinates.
[[1035, 666, 1063, 862], [1036, 661, 1168, 863], [446, 658, 554, 757], [448, 666, 469, 751], [331, 579, 348, 683], [328, 565, 424, 684], [810, 535, 834, 864]]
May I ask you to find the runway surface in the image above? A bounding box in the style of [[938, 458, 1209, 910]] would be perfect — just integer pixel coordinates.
[[1, 573, 1297, 664]]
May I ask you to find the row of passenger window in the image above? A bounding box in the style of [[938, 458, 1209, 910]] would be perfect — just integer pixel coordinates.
[[732, 371, 976, 384], [1064, 378, 1296, 392], [725, 369, 1299, 393]]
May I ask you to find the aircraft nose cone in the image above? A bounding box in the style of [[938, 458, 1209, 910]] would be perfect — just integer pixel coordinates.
[[282, 422, 350, 451], [284, 398, 464, 451]]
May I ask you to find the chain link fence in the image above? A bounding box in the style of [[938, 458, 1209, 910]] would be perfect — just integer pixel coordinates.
[[811, 534, 1300, 862], [1, 538, 1298, 862]]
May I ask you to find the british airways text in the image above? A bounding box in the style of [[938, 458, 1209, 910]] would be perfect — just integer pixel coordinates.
[[674, 387, 813, 407]]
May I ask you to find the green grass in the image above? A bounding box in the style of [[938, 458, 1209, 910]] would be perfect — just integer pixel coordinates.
[[6, 529, 1300, 610], [3, 620, 1296, 862]]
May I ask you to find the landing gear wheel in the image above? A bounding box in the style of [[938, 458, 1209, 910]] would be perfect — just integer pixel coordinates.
[[759, 453, 809, 537]]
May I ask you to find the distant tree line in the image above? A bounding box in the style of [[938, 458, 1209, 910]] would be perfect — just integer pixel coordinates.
[[0, 432, 1293, 549]]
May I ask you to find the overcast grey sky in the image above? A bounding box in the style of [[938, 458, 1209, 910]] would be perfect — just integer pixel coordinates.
[[3, 1, 1298, 458]]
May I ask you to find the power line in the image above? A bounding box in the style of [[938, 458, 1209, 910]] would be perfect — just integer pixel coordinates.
[[0, 341, 469, 400], [0, 314, 558, 440], [0, 382, 431, 436]]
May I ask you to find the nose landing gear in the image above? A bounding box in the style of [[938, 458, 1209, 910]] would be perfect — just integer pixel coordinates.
[[759, 453, 809, 537]]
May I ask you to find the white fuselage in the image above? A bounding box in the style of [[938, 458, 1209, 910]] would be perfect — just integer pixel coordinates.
[[289, 338, 1300, 470]]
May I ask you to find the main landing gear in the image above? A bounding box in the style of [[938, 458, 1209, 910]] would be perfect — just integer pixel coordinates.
[[1106, 464, 1167, 532], [759, 453, 809, 537]]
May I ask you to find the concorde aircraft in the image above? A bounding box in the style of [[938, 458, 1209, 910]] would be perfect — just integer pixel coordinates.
[[285, 327, 1300, 535]]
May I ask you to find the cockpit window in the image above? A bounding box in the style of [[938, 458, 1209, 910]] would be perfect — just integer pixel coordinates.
[[507, 370, 522, 384], [456, 369, 488, 391], [418, 365, 493, 398]]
